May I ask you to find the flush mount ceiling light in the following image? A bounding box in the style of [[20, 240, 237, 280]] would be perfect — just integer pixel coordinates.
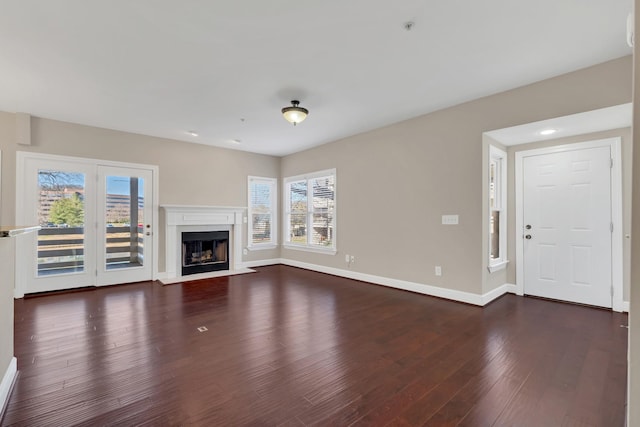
[[282, 100, 309, 126], [539, 128, 557, 136]]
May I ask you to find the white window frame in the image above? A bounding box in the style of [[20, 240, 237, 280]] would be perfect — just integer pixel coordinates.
[[247, 176, 277, 250], [488, 145, 508, 272], [283, 169, 336, 254]]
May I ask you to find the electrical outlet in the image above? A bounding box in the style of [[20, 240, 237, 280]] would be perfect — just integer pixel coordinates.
[[435, 266, 442, 276], [350, 255, 355, 263], [345, 254, 350, 263], [243, 248, 248, 255]]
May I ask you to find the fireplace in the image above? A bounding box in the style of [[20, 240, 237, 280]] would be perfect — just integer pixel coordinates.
[[161, 205, 246, 284], [181, 231, 229, 276]]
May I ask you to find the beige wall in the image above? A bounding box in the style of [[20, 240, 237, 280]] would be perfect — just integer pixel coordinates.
[[0, 236, 16, 389], [281, 56, 632, 296], [0, 113, 281, 271], [505, 128, 632, 301]]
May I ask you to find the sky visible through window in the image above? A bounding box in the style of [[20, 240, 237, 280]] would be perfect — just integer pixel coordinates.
[[38, 172, 143, 196]]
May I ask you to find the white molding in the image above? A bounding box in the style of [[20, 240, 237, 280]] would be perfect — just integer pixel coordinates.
[[481, 283, 517, 305], [623, 301, 630, 313], [487, 260, 509, 273], [243, 258, 283, 268], [0, 357, 17, 416], [161, 205, 246, 282], [247, 244, 278, 251], [514, 138, 624, 310], [241, 259, 515, 307], [282, 244, 337, 255], [280, 259, 496, 306]]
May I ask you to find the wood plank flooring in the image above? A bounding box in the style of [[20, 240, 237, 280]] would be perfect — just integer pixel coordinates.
[[2, 265, 628, 426]]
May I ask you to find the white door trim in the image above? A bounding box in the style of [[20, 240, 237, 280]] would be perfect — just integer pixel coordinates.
[[515, 137, 623, 311], [15, 151, 160, 298]]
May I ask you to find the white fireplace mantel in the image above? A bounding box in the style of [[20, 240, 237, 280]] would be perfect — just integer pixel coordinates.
[[161, 205, 249, 284]]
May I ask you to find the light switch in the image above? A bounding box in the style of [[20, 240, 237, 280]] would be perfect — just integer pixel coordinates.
[[442, 215, 459, 225]]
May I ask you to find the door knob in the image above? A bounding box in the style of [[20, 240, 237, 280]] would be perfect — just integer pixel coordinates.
[[146, 231, 151, 236], [525, 224, 532, 230], [525, 234, 532, 239]]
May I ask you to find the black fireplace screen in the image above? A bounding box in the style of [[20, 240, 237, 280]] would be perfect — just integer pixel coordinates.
[[181, 231, 229, 275]]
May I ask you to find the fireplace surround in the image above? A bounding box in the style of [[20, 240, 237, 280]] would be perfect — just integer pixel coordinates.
[[161, 205, 247, 284]]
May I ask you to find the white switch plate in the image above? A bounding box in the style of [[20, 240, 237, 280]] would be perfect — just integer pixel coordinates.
[[435, 266, 442, 276], [442, 215, 459, 225]]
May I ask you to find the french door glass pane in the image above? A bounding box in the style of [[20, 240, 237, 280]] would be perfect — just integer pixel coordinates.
[[105, 175, 145, 270], [37, 170, 85, 276]]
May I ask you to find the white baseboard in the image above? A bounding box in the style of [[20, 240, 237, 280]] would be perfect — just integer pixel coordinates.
[[279, 259, 508, 306], [243, 258, 283, 269], [481, 283, 517, 305], [0, 357, 17, 417], [159, 258, 517, 306]]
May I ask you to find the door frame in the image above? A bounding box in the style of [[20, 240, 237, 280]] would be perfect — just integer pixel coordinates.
[[15, 151, 160, 298], [514, 137, 623, 311]]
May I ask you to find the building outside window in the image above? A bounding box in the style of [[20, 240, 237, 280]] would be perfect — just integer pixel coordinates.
[[284, 169, 336, 253]]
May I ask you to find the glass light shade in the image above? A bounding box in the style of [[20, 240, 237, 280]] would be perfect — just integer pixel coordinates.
[[282, 101, 308, 125]]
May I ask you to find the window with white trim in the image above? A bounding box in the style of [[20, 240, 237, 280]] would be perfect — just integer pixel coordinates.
[[284, 169, 336, 252], [489, 146, 507, 271], [248, 176, 277, 249]]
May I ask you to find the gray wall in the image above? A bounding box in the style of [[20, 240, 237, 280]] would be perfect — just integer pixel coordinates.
[[281, 56, 632, 296]]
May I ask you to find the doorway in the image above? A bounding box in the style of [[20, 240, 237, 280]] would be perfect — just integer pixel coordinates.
[[515, 138, 623, 310], [15, 152, 158, 296]]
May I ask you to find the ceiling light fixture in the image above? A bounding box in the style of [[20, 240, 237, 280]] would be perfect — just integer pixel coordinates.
[[539, 128, 557, 136], [282, 100, 309, 125]]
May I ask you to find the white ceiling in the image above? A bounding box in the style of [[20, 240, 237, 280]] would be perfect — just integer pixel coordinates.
[[0, 1, 632, 157], [486, 103, 633, 146]]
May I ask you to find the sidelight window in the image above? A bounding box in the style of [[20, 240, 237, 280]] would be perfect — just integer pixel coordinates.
[[248, 176, 277, 249], [489, 145, 507, 272]]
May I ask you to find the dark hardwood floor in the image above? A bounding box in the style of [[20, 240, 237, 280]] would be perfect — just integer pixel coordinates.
[[2, 265, 628, 426]]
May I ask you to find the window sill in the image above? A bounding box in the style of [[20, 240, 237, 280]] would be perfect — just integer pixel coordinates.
[[247, 244, 278, 251], [283, 243, 337, 255], [488, 260, 509, 273]]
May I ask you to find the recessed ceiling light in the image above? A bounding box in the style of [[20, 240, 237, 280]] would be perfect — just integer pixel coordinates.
[[187, 130, 199, 137], [539, 129, 557, 136]]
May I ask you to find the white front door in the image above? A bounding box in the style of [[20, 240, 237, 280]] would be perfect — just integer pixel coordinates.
[[522, 145, 612, 308], [17, 153, 155, 295]]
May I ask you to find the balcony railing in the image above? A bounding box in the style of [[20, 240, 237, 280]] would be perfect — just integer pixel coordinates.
[[37, 226, 144, 275]]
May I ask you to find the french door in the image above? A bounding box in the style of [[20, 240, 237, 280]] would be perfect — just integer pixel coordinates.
[[17, 153, 155, 295]]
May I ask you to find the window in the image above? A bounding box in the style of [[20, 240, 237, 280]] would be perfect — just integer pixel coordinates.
[[489, 146, 507, 272], [248, 176, 277, 249], [284, 169, 336, 253]]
